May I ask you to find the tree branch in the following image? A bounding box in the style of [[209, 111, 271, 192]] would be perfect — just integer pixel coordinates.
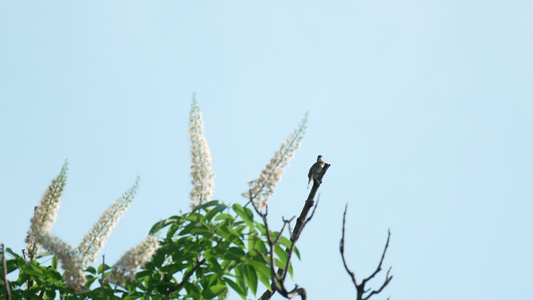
[[362, 229, 391, 286], [291, 164, 330, 241], [100, 255, 105, 300], [340, 204, 358, 288], [363, 267, 392, 300], [287, 285, 307, 299], [1, 244, 11, 300], [340, 205, 393, 300], [258, 163, 331, 300], [305, 194, 320, 224], [165, 257, 205, 296]]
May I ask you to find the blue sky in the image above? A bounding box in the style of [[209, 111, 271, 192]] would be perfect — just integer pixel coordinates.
[[1, 1, 533, 299]]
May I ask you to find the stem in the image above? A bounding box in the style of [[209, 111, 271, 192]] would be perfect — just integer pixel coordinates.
[[1, 244, 11, 300], [101, 255, 105, 300]]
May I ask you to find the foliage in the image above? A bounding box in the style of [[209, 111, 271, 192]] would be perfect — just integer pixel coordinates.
[[0, 201, 298, 299]]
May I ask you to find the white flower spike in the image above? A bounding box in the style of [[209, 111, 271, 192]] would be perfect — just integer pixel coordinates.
[[244, 113, 307, 209], [189, 95, 215, 209]]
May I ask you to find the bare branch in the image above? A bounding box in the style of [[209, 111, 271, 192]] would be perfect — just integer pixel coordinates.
[[340, 204, 358, 288], [340, 205, 393, 300], [363, 267, 393, 300], [287, 219, 294, 237], [100, 255, 105, 300], [287, 285, 307, 299], [1, 244, 11, 300], [259, 162, 330, 300], [250, 190, 267, 218], [275, 217, 295, 245], [362, 230, 391, 286], [306, 194, 320, 223], [291, 163, 330, 241]]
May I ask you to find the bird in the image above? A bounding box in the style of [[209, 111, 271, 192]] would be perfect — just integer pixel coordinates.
[[308, 155, 326, 189]]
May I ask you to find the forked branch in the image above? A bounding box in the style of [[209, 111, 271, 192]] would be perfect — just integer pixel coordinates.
[[340, 204, 392, 300]]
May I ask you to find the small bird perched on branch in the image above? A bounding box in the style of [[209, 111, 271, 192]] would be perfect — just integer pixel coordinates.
[[308, 155, 326, 189]]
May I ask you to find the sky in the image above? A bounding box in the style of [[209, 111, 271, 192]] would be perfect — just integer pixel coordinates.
[[1, 1, 533, 299]]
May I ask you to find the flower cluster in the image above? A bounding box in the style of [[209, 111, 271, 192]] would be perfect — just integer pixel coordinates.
[[107, 234, 160, 284], [77, 178, 139, 268], [26, 162, 68, 258], [25, 162, 86, 291], [243, 113, 308, 209], [189, 95, 215, 209], [26, 164, 155, 293], [39, 233, 86, 291]]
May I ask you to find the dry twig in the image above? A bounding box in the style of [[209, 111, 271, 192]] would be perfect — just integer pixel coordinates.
[[1, 244, 11, 300], [100, 255, 105, 300], [340, 204, 392, 300]]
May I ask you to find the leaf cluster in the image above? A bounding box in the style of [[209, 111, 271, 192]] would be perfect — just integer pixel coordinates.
[[0, 200, 299, 299]]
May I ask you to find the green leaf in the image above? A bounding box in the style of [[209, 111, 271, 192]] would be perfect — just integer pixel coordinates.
[[224, 277, 246, 298], [201, 276, 227, 298], [248, 234, 268, 258], [194, 200, 222, 211], [293, 245, 301, 260], [235, 265, 247, 297], [251, 261, 271, 278], [48, 270, 62, 281], [97, 263, 111, 274], [206, 284, 227, 297], [85, 267, 96, 274], [188, 223, 213, 235], [254, 222, 266, 235], [179, 221, 211, 235], [151, 249, 166, 267], [233, 204, 254, 230], [5, 247, 19, 257], [251, 261, 272, 290], [51, 255, 58, 270], [279, 235, 292, 249], [225, 247, 245, 261], [288, 261, 294, 280], [204, 207, 220, 222], [279, 236, 300, 260], [207, 257, 223, 274], [221, 224, 246, 247], [274, 244, 289, 269], [160, 264, 185, 274], [45, 290, 56, 299], [149, 215, 182, 235], [184, 281, 202, 298], [214, 213, 233, 221], [248, 234, 257, 254], [244, 263, 258, 295], [185, 212, 204, 222], [29, 263, 44, 276], [6, 259, 19, 274], [257, 272, 272, 292], [135, 270, 151, 278], [167, 222, 182, 238]]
